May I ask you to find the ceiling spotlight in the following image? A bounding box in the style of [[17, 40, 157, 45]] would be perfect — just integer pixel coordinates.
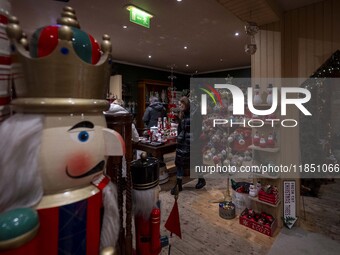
[[186, 64, 189, 67], [177, 0, 183, 2], [123, 25, 128, 29], [148, 55, 152, 59], [234, 32, 239, 36], [184, 46, 188, 49]]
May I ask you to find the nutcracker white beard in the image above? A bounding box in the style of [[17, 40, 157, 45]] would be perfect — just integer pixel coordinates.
[[133, 187, 159, 219], [0, 114, 44, 213], [101, 182, 120, 249]]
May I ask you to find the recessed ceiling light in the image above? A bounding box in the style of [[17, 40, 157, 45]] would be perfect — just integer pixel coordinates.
[[220, 59, 223, 62], [177, 0, 182, 2], [186, 64, 189, 67], [148, 55, 152, 59], [184, 46, 188, 49], [123, 25, 128, 29], [234, 32, 239, 36]]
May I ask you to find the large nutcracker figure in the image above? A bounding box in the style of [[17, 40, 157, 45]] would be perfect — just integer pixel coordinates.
[[0, 6, 124, 255], [131, 153, 163, 255]]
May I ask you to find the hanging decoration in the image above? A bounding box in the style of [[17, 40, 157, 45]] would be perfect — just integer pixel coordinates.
[[167, 65, 179, 122], [244, 21, 259, 55]]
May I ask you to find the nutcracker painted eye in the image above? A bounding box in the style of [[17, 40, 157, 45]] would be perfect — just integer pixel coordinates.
[[68, 121, 95, 143], [78, 131, 89, 142], [69, 130, 94, 143]]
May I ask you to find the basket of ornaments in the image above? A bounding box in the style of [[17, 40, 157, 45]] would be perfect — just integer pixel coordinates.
[[239, 208, 277, 236]]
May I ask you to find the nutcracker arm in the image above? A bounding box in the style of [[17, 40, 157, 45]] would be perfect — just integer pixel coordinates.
[[0, 208, 39, 250]]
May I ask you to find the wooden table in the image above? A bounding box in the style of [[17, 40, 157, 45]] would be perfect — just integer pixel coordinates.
[[133, 141, 177, 159], [133, 141, 177, 184]]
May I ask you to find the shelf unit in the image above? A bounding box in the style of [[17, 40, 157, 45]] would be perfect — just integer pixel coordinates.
[[253, 172, 280, 179], [248, 196, 281, 207], [248, 103, 284, 229], [248, 145, 280, 152], [136, 79, 171, 129]]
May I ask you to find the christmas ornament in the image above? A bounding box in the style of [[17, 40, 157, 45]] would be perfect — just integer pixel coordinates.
[[253, 84, 262, 105], [266, 84, 273, 105], [249, 184, 257, 197], [213, 155, 220, 164], [227, 136, 234, 144], [223, 159, 230, 166]]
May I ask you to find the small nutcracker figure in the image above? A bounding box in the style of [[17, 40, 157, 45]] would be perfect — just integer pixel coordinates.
[[259, 133, 267, 148], [253, 131, 260, 146], [267, 133, 275, 148], [131, 153, 164, 255]]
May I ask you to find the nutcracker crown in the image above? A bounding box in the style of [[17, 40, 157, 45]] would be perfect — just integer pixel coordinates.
[[6, 6, 112, 113]]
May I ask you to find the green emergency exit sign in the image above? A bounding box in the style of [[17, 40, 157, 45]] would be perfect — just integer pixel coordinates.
[[127, 5, 153, 28]]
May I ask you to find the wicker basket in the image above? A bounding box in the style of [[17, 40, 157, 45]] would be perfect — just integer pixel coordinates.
[[219, 201, 236, 219]]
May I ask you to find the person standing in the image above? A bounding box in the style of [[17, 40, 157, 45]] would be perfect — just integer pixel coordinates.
[[108, 99, 140, 143], [171, 96, 205, 195], [143, 96, 167, 128]]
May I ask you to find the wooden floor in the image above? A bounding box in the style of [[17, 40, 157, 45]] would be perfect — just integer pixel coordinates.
[[299, 179, 340, 242], [158, 178, 340, 255], [159, 178, 275, 255]]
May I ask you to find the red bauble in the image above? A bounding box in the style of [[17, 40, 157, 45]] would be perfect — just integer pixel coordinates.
[[213, 155, 220, 164]]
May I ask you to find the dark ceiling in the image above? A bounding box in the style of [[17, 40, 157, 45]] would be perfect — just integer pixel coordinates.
[[10, 0, 322, 74]]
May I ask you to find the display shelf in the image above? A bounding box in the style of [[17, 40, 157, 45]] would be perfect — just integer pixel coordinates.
[[136, 79, 171, 129], [249, 96, 283, 229], [251, 103, 279, 109], [253, 172, 280, 179], [249, 196, 280, 207], [248, 145, 280, 152]]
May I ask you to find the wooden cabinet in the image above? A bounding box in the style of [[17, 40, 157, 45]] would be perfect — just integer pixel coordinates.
[[136, 79, 171, 129]]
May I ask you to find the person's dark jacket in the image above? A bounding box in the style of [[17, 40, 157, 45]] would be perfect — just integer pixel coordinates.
[[175, 101, 202, 168], [143, 102, 166, 128]]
